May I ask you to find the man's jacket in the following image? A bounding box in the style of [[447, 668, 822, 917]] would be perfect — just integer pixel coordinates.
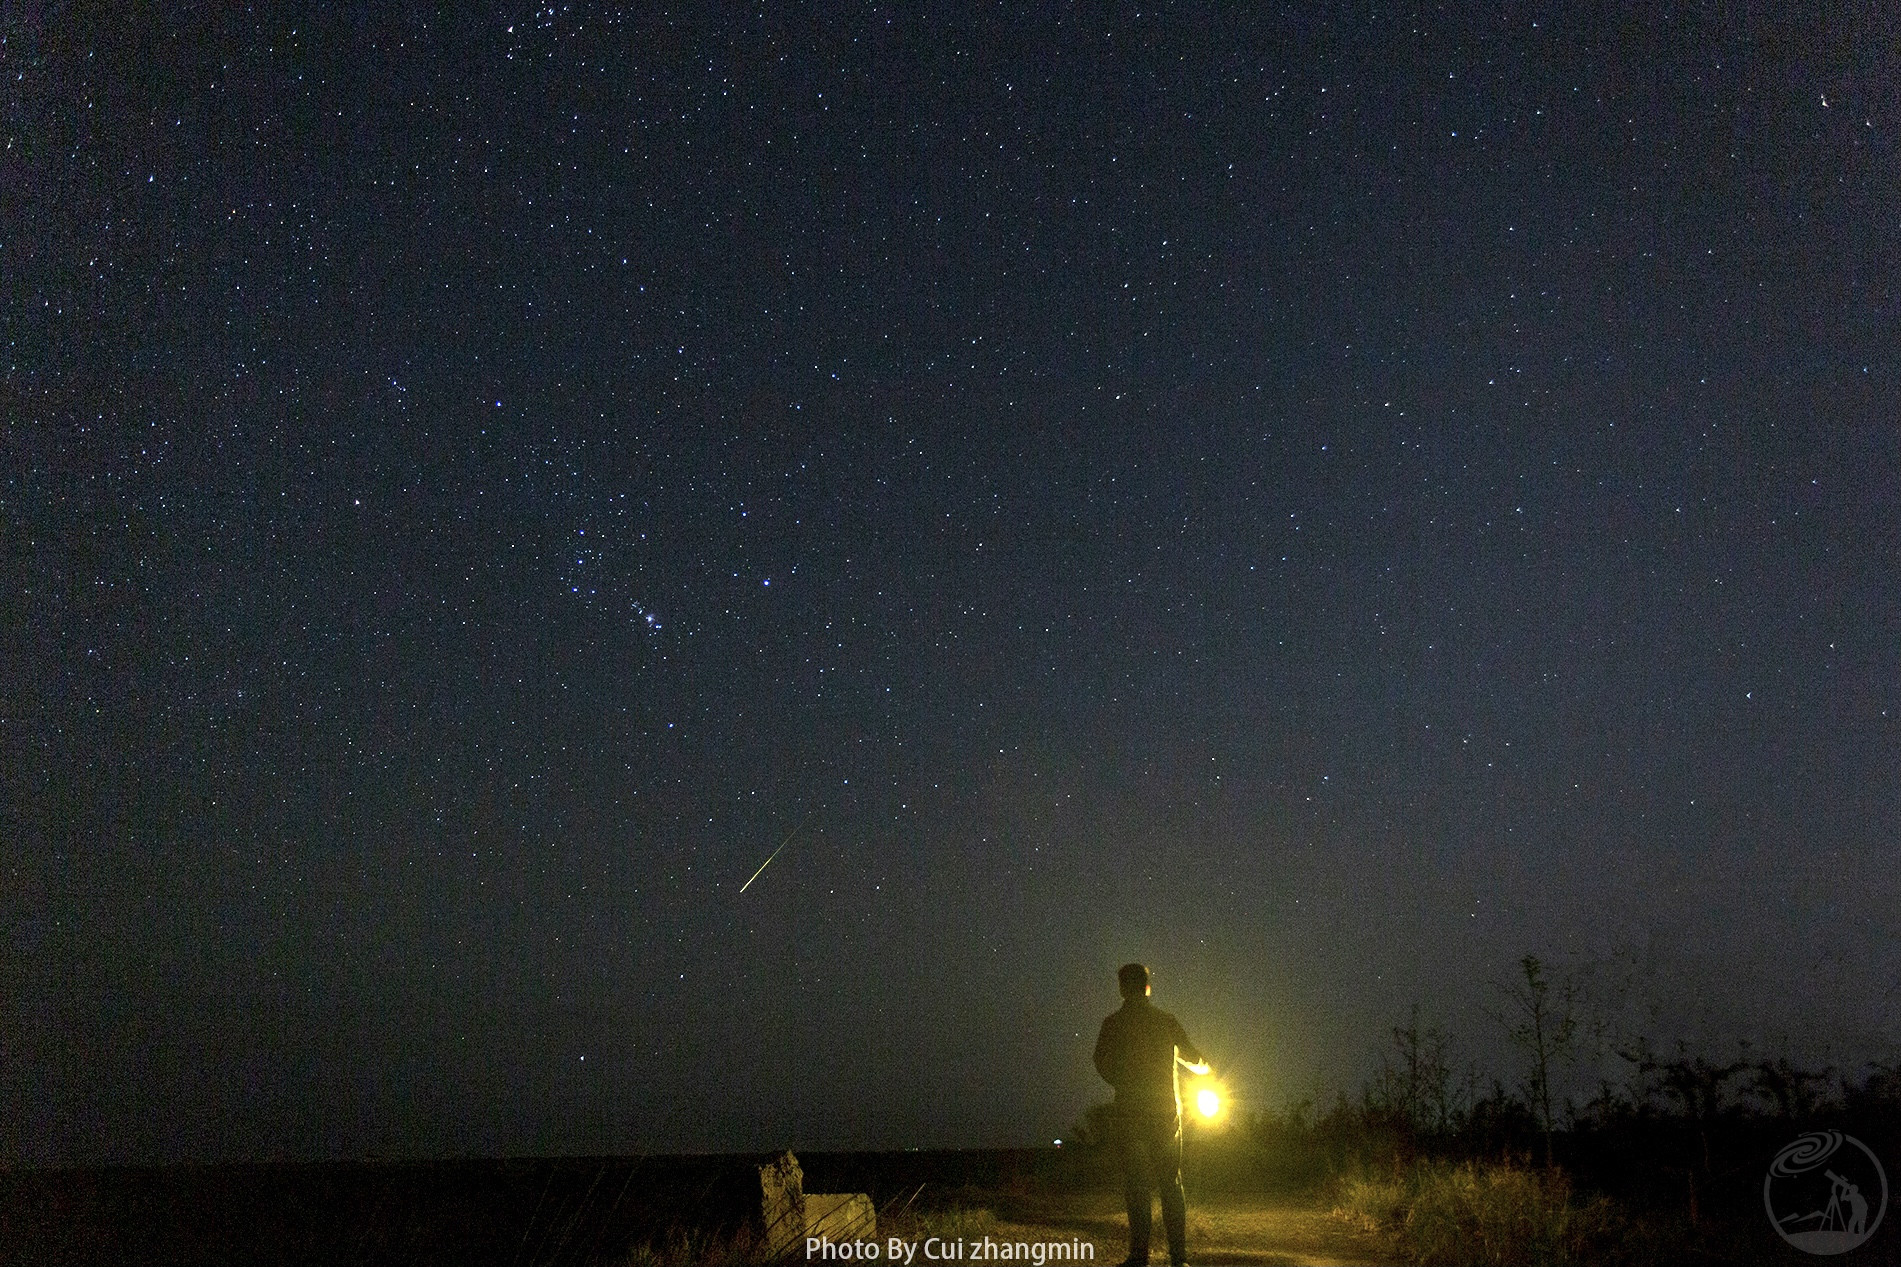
[[1093, 996, 1203, 1115]]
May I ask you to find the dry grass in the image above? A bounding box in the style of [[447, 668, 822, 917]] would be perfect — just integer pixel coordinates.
[[609, 1203, 1008, 1266], [1334, 1160, 1629, 1267], [614, 1224, 764, 1266]]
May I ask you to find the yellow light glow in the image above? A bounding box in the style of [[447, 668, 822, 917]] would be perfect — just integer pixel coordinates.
[[1196, 1087, 1221, 1119]]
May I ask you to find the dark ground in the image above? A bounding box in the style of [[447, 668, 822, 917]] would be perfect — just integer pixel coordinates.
[[0, 1149, 1078, 1267], [4, 1139, 1894, 1266]]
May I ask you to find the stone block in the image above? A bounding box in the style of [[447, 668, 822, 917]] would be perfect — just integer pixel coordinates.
[[756, 1151, 876, 1256], [807, 1190, 876, 1241], [758, 1151, 807, 1258]]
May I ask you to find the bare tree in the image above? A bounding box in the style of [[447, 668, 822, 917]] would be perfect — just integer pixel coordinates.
[[1487, 954, 1577, 1168], [1750, 1055, 1835, 1123], [1619, 1040, 1750, 1225], [1622, 1042, 1749, 1174], [1367, 1005, 1464, 1139]]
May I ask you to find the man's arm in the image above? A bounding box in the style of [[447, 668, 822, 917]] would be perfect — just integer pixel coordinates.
[[1092, 1016, 1118, 1087], [1172, 1016, 1206, 1071]]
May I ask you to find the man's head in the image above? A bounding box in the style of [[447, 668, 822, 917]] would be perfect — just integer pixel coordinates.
[[1117, 962, 1151, 999]]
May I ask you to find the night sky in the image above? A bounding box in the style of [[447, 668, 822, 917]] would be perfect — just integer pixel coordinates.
[[7, 5, 1899, 1166]]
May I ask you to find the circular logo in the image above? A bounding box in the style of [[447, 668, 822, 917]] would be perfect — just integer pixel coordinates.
[[1764, 1131, 1888, 1255]]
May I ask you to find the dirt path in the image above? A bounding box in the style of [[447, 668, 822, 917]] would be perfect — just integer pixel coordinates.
[[957, 1191, 1393, 1266]]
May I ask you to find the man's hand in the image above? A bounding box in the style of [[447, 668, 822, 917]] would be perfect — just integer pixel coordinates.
[[1178, 1056, 1211, 1076]]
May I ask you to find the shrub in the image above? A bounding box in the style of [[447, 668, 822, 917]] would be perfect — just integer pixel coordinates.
[[1336, 1160, 1624, 1267]]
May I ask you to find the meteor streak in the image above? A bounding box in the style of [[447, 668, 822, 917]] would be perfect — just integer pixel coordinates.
[[739, 816, 808, 893]]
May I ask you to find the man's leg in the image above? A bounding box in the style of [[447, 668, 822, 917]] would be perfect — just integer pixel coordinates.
[[1145, 1116, 1187, 1266], [1117, 1112, 1154, 1265]]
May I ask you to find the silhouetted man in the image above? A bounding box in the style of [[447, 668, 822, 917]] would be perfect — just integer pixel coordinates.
[[1829, 1171, 1869, 1235], [1093, 962, 1207, 1267]]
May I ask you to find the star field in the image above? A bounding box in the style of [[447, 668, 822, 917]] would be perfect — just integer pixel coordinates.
[[5, 5, 1899, 1163]]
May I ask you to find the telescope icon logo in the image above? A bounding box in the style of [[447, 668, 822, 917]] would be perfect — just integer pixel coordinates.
[[1764, 1130, 1887, 1255]]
